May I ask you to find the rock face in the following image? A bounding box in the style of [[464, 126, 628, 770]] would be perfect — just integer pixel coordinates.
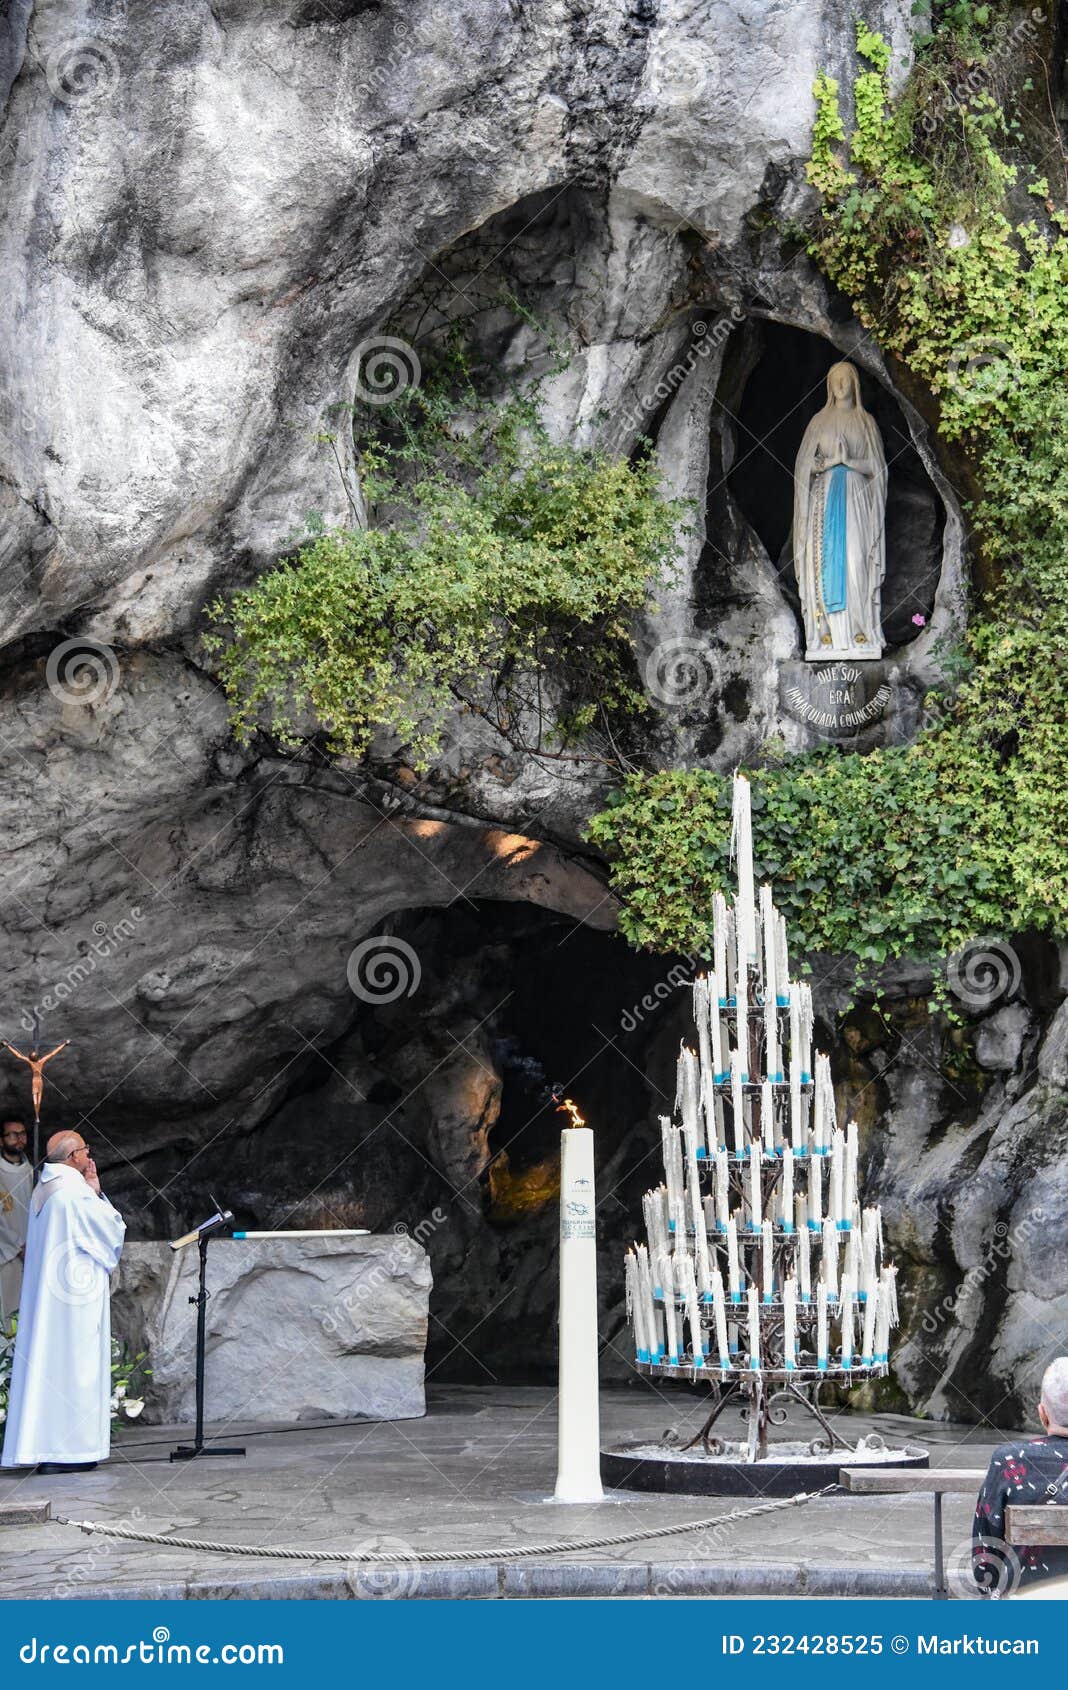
[[0, 0, 1061, 1428], [111, 1234, 431, 1424]]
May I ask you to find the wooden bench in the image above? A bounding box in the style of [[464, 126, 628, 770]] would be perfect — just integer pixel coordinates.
[[839, 1467, 986, 1599], [1005, 1505, 1068, 1547]]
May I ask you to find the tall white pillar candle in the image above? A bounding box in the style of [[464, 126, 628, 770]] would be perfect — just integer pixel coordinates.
[[861, 1277, 877, 1366], [554, 1122, 603, 1503], [726, 1214, 741, 1302], [783, 1276, 797, 1369], [839, 1272, 855, 1369], [730, 1049, 745, 1156], [830, 1128, 844, 1224], [732, 773, 758, 968], [761, 1218, 774, 1301], [710, 974, 725, 1080], [748, 1142, 762, 1231], [711, 1269, 729, 1369], [761, 1079, 775, 1154], [817, 1283, 828, 1370], [747, 1283, 761, 1370], [775, 911, 790, 1004], [735, 919, 749, 1078], [781, 1144, 795, 1231], [808, 1151, 822, 1230], [761, 884, 780, 1080], [714, 1149, 729, 1231], [788, 986, 802, 1148], [799, 1215, 811, 1301], [822, 1216, 838, 1300], [712, 891, 729, 995]]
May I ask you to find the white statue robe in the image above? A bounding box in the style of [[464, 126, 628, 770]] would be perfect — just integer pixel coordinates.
[[0, 1156, 32, 1324], [1, 1164, 125, 1467]]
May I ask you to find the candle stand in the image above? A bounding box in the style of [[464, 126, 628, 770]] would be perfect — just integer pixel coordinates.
[[603, 774, 928, 1497]]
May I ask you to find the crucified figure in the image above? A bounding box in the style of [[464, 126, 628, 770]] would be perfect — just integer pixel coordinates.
[[2, 1039, 70, 1124]]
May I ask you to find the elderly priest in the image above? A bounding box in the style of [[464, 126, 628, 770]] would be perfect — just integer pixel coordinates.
[[1, 1131, 125, 1475]]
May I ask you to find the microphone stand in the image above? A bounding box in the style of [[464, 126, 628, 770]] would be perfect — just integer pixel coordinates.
[[169, 1205, 245, 1463]]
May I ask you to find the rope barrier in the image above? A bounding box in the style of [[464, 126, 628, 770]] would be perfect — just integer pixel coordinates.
[[57, 1484, 834, 1564]]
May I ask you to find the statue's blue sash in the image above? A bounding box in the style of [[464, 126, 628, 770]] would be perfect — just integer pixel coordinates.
[[821, 463, 849, 614]]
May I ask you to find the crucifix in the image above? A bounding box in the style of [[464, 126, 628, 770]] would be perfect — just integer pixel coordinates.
[[1, 1016, 71, 1169]]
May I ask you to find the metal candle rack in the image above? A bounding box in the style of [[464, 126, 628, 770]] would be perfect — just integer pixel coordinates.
[[624, 773, 899, 1466]]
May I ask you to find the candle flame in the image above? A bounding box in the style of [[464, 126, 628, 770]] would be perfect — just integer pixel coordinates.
[[554, 1095, 586, 1129]]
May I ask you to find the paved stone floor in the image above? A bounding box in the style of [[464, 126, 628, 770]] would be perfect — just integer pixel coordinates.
[[0, 1386, 1011, 1600]]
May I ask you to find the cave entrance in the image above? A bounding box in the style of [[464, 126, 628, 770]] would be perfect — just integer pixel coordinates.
[[230, 899, 695, 1386]]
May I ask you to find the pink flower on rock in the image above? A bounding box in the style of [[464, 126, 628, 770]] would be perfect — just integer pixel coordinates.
[[911, 613, 927, 627]]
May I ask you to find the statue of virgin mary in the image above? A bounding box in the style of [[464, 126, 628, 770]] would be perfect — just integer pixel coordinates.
[[792, 361, 887, 660]]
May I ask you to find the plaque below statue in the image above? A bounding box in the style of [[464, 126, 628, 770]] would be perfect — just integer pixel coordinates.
[[792, 361, 887, 661]]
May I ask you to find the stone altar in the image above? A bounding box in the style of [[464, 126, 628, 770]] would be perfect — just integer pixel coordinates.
[[111, 1234, 431, 1426]]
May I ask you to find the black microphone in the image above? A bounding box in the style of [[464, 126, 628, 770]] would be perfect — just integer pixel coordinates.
[[169, 1209, 234, 1251]]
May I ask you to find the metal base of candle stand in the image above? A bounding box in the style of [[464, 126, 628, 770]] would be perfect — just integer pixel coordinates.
[[602, 1371, 928, 1497]]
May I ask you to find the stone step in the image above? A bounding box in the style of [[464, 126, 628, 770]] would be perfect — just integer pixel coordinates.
[[0, 1497, 51, 1526]]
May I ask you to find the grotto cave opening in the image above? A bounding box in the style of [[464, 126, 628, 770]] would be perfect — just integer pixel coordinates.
[[721, 319, 946, 651]]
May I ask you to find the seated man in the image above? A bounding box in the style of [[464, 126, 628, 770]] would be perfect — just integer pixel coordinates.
[[974, 1356, 1068, 1593]]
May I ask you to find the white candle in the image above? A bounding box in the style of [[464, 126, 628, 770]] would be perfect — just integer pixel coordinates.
[[712, 890, 729, 996], [840, 1271, 855, 1369], [761, 884, 780, 1080], [643, 1187, 670, 1283], [822, 1216, 838, 1300], [781, 1144, 795, 1231], [637, 1244, 659, 1359], [845, 1118, 859, 1218], [862, 1278, 877, 1366], [659, 1252, 679, 1363], [830, 1127, 844, 1224], [788, 985, 802, 1148], [808, 1151, 822, 1230], [662, 1117, 685, 1237], [711, 1268, 729, 1369], [687, 1132, 712, 1299], [730, 1049, 745, 1156], [710, 973, 725, 1079], [554, 1122, 603, 1502], [817, 1282, 828, 1369], [812, 1054, 828, 1153], [761, 1079, 775, 1154], [844, 1222, 860, 1290], [783, 1275, 797, 1369], [798, 982, 814, 1083], [626, 1251, 646, 1360], [714, 1149, 729, 1231], [747, 1282, 761, 1370], [860, 1207, 878, 1302], [775, 910, 790, 1005], [761, 1218, 774, 1301], [726, 1214, 741, 1301], [799, 1215, 811, 1301], [748, 1142, 762, 1231], [875, 1265, 898, 1362], [732, 773, 758, 968], [735, 917, 749, 1079], [678, 1252, 705, 1367]]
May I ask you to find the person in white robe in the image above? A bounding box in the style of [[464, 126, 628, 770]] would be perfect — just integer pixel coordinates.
[[0, 1119, 32, 1324], [1, 1130, 125, 1473]]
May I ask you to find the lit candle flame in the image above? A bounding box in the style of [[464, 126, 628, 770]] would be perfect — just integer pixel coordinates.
[[554, 1095, 586, 1129]]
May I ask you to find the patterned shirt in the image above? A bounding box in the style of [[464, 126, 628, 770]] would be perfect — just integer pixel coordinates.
[[973, 1435, 1068, 1593]]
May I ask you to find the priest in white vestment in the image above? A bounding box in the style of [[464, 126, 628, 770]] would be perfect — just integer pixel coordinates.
[[1, 1131, 125, 1473], [0, 1119, 33, 1323]]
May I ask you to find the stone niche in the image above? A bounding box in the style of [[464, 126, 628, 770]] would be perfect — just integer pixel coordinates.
[[111, 1234, 431, 1426]]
